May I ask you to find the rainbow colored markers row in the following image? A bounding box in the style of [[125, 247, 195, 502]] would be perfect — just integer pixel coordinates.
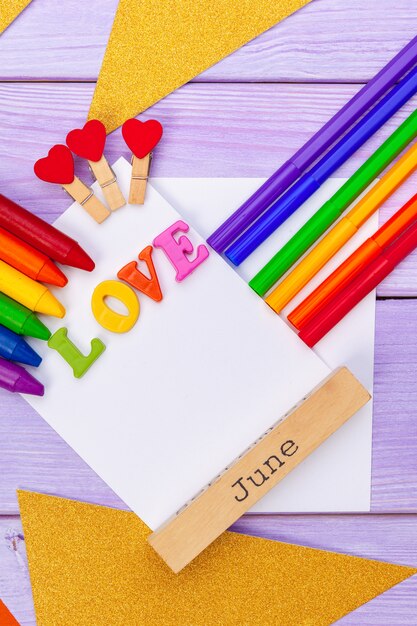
[[206, 36, 417, 346], [0, 193, 94, 396]]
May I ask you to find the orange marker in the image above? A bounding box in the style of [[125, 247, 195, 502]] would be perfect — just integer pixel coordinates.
[[289, 192, 417, 329], [0, 226, 67, 287], [266, 140, 417, 313]]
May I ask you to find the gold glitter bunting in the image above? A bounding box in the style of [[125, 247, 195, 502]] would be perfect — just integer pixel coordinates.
[[0, 0, 32, 34], [89, 0, 311, 132], [19, 490, 416, 626]]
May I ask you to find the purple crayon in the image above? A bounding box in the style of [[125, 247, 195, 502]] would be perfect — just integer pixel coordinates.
[[0, 357, 44, 396]]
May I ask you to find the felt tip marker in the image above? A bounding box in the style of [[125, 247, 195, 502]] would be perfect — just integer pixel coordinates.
[[207, 36, 417, 253], [0, 260, 65, 318], [289, 192, 417, 330], [225, 64, 417, 266], [0, 194, 94, 271], [0, 357, 44, 396], [250, 108, 417, 296], [265, 139, 417, 314], [0, 325, 41, 366], [0, 293, 51, 340], [298, 218, 417, 347]]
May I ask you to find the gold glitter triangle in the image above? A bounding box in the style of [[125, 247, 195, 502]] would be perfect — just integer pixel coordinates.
[[19, 490, 416, 626], [0, 0, 33, 34], [89, 0, 311, 132]]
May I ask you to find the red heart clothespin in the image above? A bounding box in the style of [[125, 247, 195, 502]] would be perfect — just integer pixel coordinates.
[[34, 145, 110, 224], [34, 144, 75, 184], [122, 118, 163, 205], [66, 119, 106, 161], [67, 120, 125, 212]]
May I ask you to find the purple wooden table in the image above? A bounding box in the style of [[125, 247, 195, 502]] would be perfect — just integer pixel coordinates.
[[0, 0, 417, 623]]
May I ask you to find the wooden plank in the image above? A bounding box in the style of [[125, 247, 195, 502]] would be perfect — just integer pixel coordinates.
[[0, 300, 415, 515], [0, 516, 34, 626], [371, 300, 417, 512], [230, 513, 417, 566], [0, 82, 416, 295], [0, 512, 416, 625], [149, 368, 370, 572], [0, 0, 416, 83]]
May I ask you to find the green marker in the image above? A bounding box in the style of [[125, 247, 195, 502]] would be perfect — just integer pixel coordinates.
[[250, 108, 417, 296], [0, 292, 51, 340]]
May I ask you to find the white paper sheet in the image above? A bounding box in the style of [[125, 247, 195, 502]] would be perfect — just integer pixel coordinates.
[[25, 158, 333, 530], [152, 176, 376, 513]]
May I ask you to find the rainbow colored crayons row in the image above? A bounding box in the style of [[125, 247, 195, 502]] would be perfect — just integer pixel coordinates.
[[0, 193, 94, 396]]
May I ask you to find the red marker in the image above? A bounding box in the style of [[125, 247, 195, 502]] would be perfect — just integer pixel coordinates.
[[290, 192, 417, 330], [0, 194, 94, 271], [299, 217, 417, 347]]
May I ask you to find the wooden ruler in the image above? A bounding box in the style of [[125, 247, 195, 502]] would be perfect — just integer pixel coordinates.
[[148, 367, 370, 573]]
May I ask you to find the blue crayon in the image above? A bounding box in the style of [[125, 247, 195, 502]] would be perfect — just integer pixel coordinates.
[[225, 64, 417, 265], [0, 324, 42, 367]]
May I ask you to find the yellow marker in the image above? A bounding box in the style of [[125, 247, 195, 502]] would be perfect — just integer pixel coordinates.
[[91, 280, 140, 333], [266, 141, 417, 313], [0, 260, 65, 318]]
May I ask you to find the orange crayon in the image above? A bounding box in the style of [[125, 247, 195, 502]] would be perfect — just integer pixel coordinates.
[[0, 225, 67, 287], [289, 192, 417, 330]]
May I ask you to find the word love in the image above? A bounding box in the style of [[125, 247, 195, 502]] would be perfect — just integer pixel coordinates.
[[48, 220, 209, 377]]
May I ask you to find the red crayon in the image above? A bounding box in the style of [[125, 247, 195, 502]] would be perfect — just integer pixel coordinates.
[[0, 194, 94, 271], [0, 356, 44, 396], [299, 218, 417, 347]]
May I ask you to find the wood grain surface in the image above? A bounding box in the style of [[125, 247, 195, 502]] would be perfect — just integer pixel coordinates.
[[0, 0, 416, 83], [0, 0, 416, 623]]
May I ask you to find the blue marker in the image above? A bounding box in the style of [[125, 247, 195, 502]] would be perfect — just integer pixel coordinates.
[[0, 324, 42, 367], [225, 64, 417, 265]]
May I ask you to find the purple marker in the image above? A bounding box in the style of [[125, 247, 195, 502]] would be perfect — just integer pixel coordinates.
[[0, 357, 44, 396], [207, 36, 417, 253]]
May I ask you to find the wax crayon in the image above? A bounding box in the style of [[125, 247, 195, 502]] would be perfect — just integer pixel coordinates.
[[0, 260, 65, 318], [0, 325, 41, 366], [225, 65, 417, 265], [0, 357, 44, 396], [0, 293, 50, 340], [0, 225, 67, 286], [207, 36, 417, 253], [0, 194, 94, 271]]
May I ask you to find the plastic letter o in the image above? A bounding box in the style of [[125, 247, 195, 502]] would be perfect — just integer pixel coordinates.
[[91, 280, 140, 333]]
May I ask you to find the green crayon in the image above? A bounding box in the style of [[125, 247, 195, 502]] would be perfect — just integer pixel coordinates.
[[0, 292, 51, 340]]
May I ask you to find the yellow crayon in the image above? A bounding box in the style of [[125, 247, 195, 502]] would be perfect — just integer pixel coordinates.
[[266, 140, 417, 313], [0, 260, 65, 318]]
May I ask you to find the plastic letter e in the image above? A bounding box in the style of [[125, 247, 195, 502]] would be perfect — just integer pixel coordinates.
[[153, 220, 209, 282]]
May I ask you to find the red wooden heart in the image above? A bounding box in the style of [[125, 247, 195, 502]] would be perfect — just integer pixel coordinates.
[[34, 145, 74, 185], [66, 119, 107, 162], [122, 119, 163, 159]]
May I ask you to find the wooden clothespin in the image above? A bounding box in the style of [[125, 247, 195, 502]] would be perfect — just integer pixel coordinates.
[[66, 120, 126, 212], [122, 118, 163, 205], [34, 145, 110, 224]]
